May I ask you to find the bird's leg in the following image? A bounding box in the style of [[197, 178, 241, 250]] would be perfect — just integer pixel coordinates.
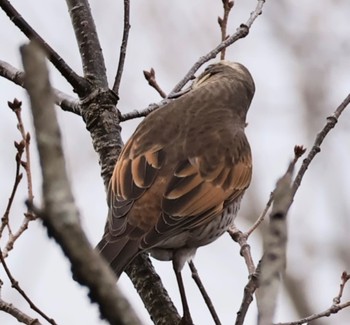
[[173, 263, 194, 325]]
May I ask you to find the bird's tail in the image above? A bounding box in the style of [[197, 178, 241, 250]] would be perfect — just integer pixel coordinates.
[[96, 237, 140, 278]]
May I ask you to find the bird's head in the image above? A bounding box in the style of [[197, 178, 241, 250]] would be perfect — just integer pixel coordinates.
[[191, 61, 255, 121], [193, 61, 254, 93]]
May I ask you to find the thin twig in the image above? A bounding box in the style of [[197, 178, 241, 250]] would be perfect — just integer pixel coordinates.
[[333, 271, 350, 305], [275, 272, 350, 325], [170, 0, 266, 95], [0, 0, 88, 95], [188, 261, 221, 325], [0, 140, 23, 237], [218, 0, 234, 60], [143, 68, 166, 98], [120, 0, 266, 122], [0, 249, 57, 324], [0, 59, 81, 115], [292, 92, 350, 196], [245, 146, 306, 238], [112, 0, 130, 96], [1, 100, 37, 256], [120, 101, 169, 121]]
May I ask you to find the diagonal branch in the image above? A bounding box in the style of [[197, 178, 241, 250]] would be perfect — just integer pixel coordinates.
[[0, 0, 89, 95], [0, 250, 56, 324], [65, 0, 108, 89], [0, 60, 81, 115], [120, 0, 267, 122], [112, 0, 131, 96], [292, 92, 350, 196], [170, 0, 266, 94]]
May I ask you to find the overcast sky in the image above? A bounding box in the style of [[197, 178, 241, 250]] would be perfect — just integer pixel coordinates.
[[0, 1, 350, 324]]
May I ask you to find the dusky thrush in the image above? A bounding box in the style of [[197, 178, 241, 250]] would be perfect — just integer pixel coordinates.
[[97, 61, 255, 324]]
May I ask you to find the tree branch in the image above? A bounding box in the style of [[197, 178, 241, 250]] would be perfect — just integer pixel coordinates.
[[275, 271, 350, 325], [0, 60, 81, 115], [65, 0, 108, 88], [257, 160, 295, 325], [0, 250, 56, 324], [21, 41, 142, 325], [292, 92, 350, 196], [170, 0, 266, 94], [112, 0, 131, 96], [0, 280, 42, 325], [218, 0, 234, 60], [0, 0, 89, 95], [120, 0, 266, 122]]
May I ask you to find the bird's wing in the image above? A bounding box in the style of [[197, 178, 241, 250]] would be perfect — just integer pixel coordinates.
[[141, 131, 252, 248]]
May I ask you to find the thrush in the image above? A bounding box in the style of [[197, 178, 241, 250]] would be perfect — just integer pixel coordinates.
[[97, 61, 255, 324]]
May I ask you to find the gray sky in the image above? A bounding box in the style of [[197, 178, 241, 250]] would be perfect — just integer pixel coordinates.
[[0, 1, 350, 324]]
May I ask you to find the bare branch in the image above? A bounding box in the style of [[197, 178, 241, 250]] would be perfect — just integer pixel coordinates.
[[188, 261, 221, 325], [0, 138, 23, 238], [292, 92, 350, 196], [0, 291, 42, 325], [0, 0, 89, 95], [121, 0, 267, 122], [120, 101, 168, 121], [234, 260, 261, 325], [170, 0, 266, 94], [218, 0, 234, 60], [143, 68, 166, 98], [0, 60, 81, 115], [65, 0, 108, 88], [257, 159, 295, 325], [1, 99, 37, 256], [21, 41, 142, 325], [112, 0, 131, 96], [246, 146, 306, 238], [275, 271, 350, 325], [0, 250, 56, 324]]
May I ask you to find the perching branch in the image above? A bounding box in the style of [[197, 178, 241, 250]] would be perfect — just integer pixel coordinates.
[[0, 0, 89, 95], [112, 0, 131, 96], [21, 41, 142, 325], [0, 60, 81, 115]]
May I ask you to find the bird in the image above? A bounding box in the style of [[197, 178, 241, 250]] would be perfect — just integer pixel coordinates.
[[97, 61, 255, 324]]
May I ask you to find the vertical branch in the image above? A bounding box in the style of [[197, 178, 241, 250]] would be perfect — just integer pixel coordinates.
[[257, 162, 294, 325], [112, 0, 131, 96], [218, 0, 234, 60], [65, 0, 108, 88]]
